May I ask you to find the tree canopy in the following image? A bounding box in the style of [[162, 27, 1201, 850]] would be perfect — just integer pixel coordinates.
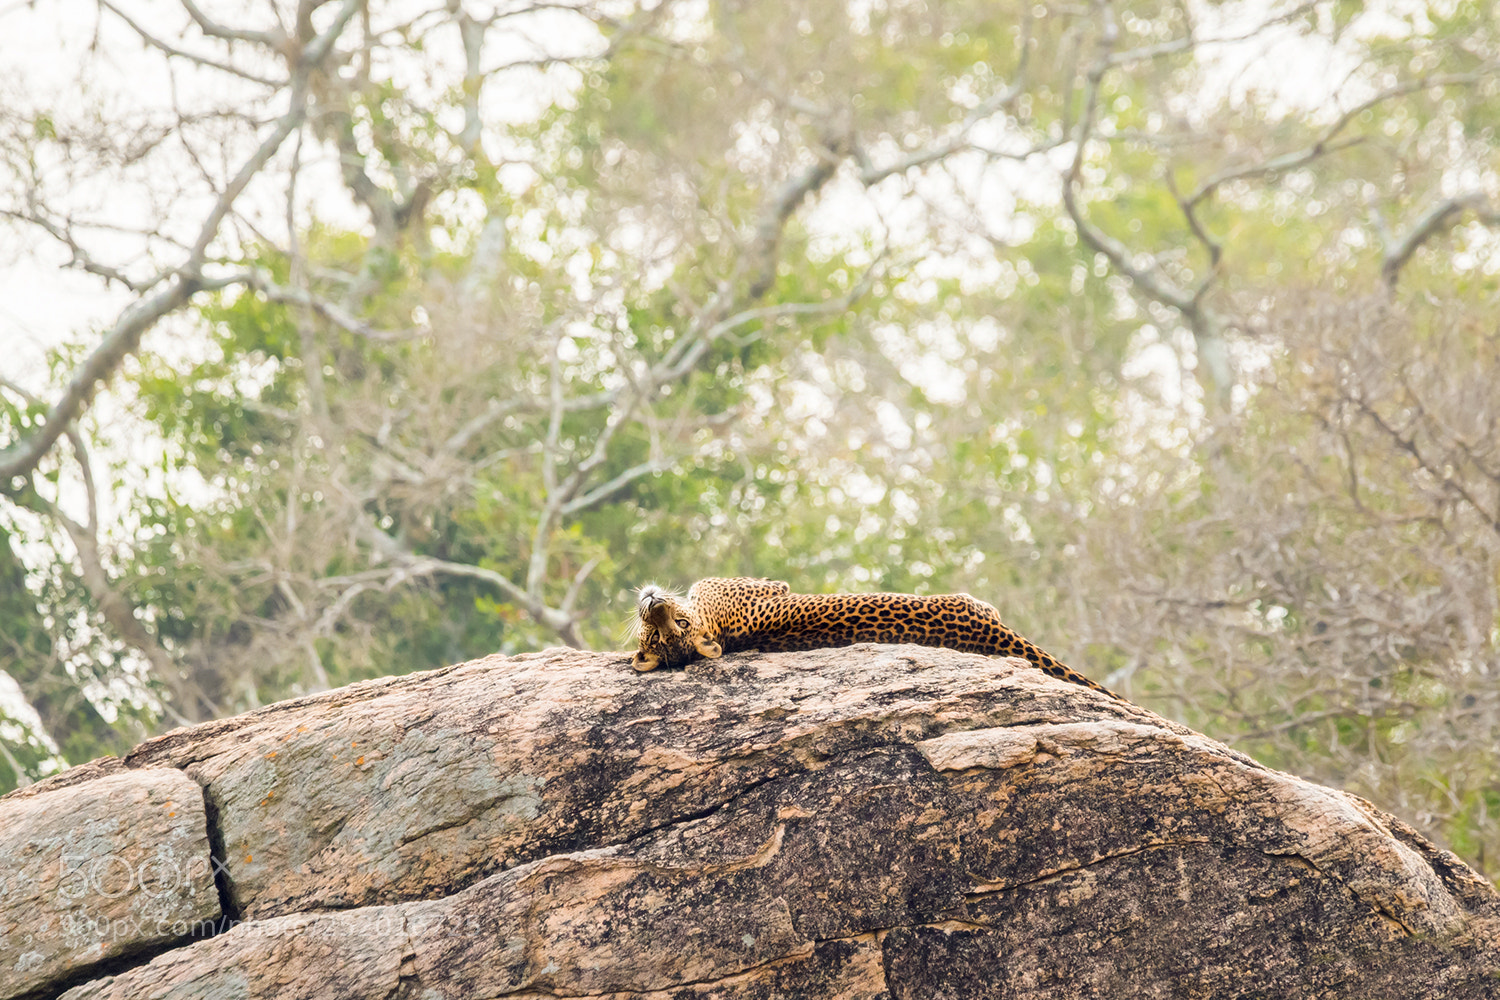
[[3, 0, 1499, 877]]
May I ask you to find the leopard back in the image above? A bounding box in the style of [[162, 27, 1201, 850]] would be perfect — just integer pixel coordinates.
[[632, 577, 1125, 702]]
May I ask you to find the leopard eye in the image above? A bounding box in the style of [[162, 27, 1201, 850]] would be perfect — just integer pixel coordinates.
[[675, 618, 689, 629]]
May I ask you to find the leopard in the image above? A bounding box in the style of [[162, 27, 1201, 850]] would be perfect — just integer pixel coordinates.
[[630, 576, 1126, 702]]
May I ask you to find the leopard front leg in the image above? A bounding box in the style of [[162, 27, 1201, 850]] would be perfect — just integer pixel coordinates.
[[632, 650, 665, 672]]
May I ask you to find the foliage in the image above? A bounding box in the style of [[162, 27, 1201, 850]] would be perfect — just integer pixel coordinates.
[[2, 0, 1499, 881]]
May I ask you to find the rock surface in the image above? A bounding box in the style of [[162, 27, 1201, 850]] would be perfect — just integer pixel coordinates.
[[4, 644, 1499, 999], [0, 768, 219, 999]]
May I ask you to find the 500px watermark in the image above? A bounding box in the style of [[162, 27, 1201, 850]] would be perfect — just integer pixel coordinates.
[[51, 852, 226, 902], [56, 912, 232, 941]]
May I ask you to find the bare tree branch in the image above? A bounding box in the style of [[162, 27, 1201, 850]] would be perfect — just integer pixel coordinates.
[[179, 0, 282, 46], [744, 139, 848, 299], [1064, 7, 1195, 313], [0, 273, 200, 486], [1380, 191, 1498, 288], [1103, 2, 1321, 71], [8, 485, 203, 725], [100, 0, 284, 87], [855, 16, 1035, 186], [1165, 170, 1222, 275], [0, 0, 364, 485], [1186, 68, 1500, 209], [365, 535, 586, 644], [451, 0, 486, 155], [0, 208, 162, 293], [560, 459, 669, 515], [238, 271, 408, 340]]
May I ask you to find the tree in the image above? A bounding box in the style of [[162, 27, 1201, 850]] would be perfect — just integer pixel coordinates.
[[2, 0, 1023, 730], [2, 0, 1499, 885], [1060, 292, 1500, 875]]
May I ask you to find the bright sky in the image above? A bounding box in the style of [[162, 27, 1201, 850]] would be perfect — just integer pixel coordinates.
[[1, 0, 148, 385]]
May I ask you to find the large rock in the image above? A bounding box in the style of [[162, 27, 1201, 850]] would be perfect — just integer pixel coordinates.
[[5, 644, 1499, 999], [0, 768, 219, 998]]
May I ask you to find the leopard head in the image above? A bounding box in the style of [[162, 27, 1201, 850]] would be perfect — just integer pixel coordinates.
[[631, 584, 722, 672]]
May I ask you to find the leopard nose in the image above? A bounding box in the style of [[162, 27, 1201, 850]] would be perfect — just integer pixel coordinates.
[[637, 585, 666, 609]]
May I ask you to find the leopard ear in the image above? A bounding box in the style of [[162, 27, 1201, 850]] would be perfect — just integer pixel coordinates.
[[694, 637, 722, 659], [632, 650, 663, 672]]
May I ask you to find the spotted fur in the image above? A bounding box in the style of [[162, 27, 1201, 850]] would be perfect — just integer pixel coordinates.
[[631, 576, 1126, 702]]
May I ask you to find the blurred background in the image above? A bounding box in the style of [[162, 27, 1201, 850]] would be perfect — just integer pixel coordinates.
[[2, 0, 1498, 879]]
